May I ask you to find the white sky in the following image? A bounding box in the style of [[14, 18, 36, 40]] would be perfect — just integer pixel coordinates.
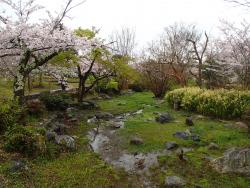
[[38, 0, 250, 48]]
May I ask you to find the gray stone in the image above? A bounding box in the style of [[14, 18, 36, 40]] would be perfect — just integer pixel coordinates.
[[9, 160, 28, 173], [130, 137, 143, 145], [186, 117, 194, 126], [212, 148, 250, 175], [208, 143, 219, 150], [95, 112, 114, 120], [165, 176, 186, 187], [55, 135, 76, 150], [155, 113, 174, 124], [173, 131, 190, 140], [166, 142, 178, 150]]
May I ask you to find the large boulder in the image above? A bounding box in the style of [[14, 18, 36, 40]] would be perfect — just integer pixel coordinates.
[[155, 113, 174, 124], [164, 176, 186, 187], [55, 135, 76, 150], [212, 148, 250, 175]]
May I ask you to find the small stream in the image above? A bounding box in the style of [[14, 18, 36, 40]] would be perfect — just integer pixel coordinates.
[[87, 110, 170, 188]]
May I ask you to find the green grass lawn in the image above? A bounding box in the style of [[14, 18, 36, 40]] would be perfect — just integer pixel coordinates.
[[99, 92, 250, 188]]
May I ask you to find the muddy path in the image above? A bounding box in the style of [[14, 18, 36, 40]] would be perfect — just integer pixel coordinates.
[[87, 110, 170, 188]]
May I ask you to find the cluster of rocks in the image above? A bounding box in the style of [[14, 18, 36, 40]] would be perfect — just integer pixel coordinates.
[[173, 130, 201, 142], [43, 107, 82, 150]]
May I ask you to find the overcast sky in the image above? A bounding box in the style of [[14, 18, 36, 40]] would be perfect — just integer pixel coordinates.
[[38, 0, 249, 48]]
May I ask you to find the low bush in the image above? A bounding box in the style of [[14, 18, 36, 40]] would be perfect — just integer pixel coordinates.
[[39, 92, 72, 111], [95, 79, 119, 95], [166, 87, 250, 119], [0, 99, 21, 133], [4, 125, 46, 157]]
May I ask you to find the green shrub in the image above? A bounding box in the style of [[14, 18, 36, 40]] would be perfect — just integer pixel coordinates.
[[0, 99, 21, 133], [166, 87, 250, 119], [96, 79, 119, 94], [39, 92, 72, 111], [4, 125, 46, 157]]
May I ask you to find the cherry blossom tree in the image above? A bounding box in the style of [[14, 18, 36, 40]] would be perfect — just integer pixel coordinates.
[[74, 28, 116, 102], [219, 20, 250, 88], [77, 46, 115, 102], [0, 0, 90, 103]]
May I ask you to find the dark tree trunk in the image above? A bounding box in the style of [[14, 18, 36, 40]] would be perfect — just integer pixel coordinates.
[[198, 62, 203, 88], [61, 84, 66, 91], [78, 73, 87, 102]]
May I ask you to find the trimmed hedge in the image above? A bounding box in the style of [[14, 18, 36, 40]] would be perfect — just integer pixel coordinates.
[[166, 87, 250, 119]]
